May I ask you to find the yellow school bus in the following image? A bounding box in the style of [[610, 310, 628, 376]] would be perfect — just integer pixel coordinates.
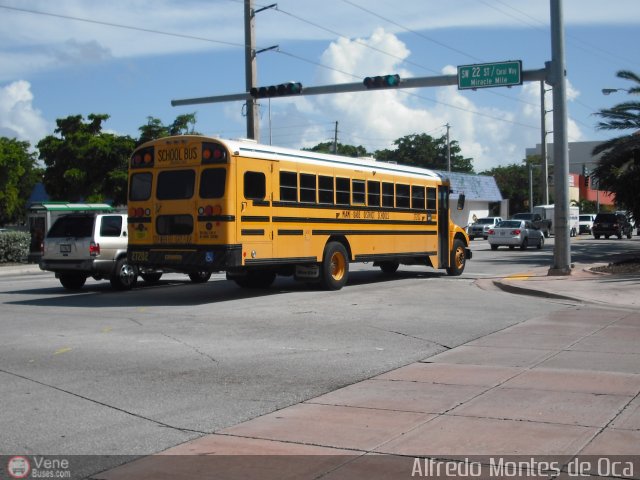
[[127, 135, 471, 290]]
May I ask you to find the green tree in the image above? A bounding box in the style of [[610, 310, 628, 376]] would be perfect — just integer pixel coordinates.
[[304, 142, 369, 157], [374, 133, 474, 173], [592, 70, 640, 221], [481, 160, 534, 215], [38, 114, 135, 206], [137, 117, 169, 146], [137, 113, 200, 147], [0, 137, 42, 225]]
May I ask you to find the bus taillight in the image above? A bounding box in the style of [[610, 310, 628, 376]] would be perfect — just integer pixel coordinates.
[[131, 147, 154, 168], [198, 205, 222, 217], [202, 143, 227, 164]]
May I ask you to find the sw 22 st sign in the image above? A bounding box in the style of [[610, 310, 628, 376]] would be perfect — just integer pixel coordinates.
[[457, 61, 523, 90]]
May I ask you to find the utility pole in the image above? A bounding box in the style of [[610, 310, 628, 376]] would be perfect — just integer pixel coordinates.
[[540, 80, 549, 205], [333, 121, 339, 154], [548, 0, 571, 275], [446, 123, 451, 171], [244, 0, 259, 140]]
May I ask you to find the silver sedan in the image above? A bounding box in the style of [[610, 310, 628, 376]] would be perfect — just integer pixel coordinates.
[[487, 220, 544, 250]]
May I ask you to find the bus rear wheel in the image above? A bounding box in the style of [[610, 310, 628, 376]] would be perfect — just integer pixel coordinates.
[[189, 271, 212, 283], [321, 242, 349, 290], [446, 239, 466, 276]]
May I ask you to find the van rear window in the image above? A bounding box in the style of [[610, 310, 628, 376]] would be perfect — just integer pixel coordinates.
[[47, 216, 94, 238]]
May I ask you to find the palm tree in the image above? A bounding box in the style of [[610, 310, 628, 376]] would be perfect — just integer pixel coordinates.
[[592, 70, 640, 222]]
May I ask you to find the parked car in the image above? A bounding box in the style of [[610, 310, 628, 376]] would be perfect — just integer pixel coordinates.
[[467, 217, 503, 240], [487, 220, 544, 250], [592, 212, 633, 239], [578, 214, 596, 235]]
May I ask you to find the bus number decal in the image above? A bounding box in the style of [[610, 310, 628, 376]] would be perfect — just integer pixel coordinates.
[[131, 251, 148, 262]]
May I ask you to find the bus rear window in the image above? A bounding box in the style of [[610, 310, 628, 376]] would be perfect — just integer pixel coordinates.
[[156, 215, 193, 235], [130, 172, 152, 201], [157, 170, 195, 200], [200, 168, 226, 199]]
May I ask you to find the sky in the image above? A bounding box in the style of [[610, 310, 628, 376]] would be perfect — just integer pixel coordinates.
[[1, 0, 639, 173]]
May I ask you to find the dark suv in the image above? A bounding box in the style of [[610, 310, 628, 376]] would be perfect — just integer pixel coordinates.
[[592, 213, 633, 239]]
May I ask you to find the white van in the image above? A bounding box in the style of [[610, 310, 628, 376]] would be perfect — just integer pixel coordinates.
[[40, 213, 142, 290]]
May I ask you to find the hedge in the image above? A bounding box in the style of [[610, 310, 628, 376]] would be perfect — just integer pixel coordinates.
[[0, 231, 30, 263]]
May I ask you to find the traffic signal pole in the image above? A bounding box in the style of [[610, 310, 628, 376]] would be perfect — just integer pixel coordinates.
[[548, 0, 572, 276]]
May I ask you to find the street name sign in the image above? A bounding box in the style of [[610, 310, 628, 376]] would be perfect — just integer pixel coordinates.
[[457, 61, 523, 90]]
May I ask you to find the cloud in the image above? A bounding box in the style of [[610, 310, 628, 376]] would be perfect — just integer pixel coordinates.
[[0, 80, 49, 147], [266, 28, 551, 172]]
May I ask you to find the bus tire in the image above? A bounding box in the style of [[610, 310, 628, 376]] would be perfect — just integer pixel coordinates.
[[446, 239, 466, 276], [379, 261, 399, 274], [59, 273, 87, 290], [189, 271, 212, 283], [321, 241, 349, 290]]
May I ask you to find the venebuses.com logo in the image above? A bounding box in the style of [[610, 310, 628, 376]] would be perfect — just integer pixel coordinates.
[[7, 456, 30, 479]]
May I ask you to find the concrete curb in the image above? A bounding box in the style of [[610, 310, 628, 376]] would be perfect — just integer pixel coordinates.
[[491, 279, 581, 302]]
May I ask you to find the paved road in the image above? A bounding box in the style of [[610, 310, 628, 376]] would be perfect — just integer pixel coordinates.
[[1, 235, 638, 477]]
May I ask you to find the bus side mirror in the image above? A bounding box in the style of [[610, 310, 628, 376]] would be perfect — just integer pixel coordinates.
[[457, 194, 465, 211]]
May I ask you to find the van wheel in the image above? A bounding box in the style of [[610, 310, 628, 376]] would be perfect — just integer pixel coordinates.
[[446, 239, 466, 276], [188, 271, 212, 283], [59, 274, 87, 290], [110, 258, 138, 290], [379, 261, 399, 274], [321, 242, 349, 290]]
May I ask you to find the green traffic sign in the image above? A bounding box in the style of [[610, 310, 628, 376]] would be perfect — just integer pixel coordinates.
[[457, 61, 522, 90]]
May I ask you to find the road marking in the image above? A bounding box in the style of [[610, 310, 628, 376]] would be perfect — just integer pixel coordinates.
[[54, 347, 72, 355], [505, 273, 532, 281], [101, 327, 112, 333]]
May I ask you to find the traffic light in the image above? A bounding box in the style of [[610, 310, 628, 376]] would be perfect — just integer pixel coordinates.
[[584, 175, 589, 188], [250, 82, 303, 98], [363, 74, 401, 89]]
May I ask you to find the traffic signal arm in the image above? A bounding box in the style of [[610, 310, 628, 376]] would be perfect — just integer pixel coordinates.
[[170, 68, 546, 106]]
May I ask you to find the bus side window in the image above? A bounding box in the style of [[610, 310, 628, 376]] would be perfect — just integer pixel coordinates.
[[300, 173, 317, 203], [396, 184, 410, 209], [367, 180, 380, 207], [382, 182, 394, 208], [412, 185, 426, 210], [336, 177, 350, 205], [280, 171, 297, 202], [426, 187, 437, 211], [352, 180, 365, 205], [318, 175, 334, 204], [244, 171, 265, 200]]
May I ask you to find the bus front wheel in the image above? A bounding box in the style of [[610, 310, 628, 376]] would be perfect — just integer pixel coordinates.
[[446, 239, 466, 276], [321, 242, 349, 290]]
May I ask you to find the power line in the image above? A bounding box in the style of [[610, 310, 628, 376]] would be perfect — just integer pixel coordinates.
[[0, 4, 247, 49]]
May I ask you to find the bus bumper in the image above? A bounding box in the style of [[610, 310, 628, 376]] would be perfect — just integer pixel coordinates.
[[128, 245, 242, 273]]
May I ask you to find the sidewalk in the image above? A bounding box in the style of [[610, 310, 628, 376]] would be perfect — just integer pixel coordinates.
[[96, 263, 640, 480]]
